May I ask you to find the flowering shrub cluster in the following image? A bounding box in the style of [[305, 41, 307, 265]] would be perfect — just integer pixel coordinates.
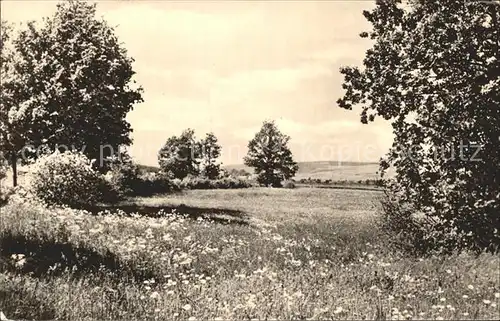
[[179, 176, 255, 190], [27, 151, 114, 209], [104, 155, 143, 197]]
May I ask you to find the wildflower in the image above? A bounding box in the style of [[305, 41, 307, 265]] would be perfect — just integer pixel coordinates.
[[333, 307, 344, 314], [462, 295, 469, 299], [440, 298, 446, 302], [388, 295, 395, 301], [491, 303, 497, 308], [445, 269, 452, 274], [150, 291, 160, 299], [495, 293, 500, 299], [463, 312, 469, 316], [467, 285, 474, 290], [483, 299, 491, 305], [188, 317, 196, 321], [182, 304, 192, 311], [436, 317, 444, 320]]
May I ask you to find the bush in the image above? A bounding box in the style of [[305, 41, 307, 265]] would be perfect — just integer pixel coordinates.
[[282, 180, 296, 189], [134, 172, 181, 196], [180, 176, 254, 190], [0, 185, 14, 207], [105, 155, 142, 197], [378, 189, 464, 256], [27, 151, 114, 209]]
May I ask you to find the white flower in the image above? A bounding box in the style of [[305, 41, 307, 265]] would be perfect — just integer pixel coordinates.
[[333, 307, 344, 314], [182, 304, 192, 311], [483, 300, 491, 305]]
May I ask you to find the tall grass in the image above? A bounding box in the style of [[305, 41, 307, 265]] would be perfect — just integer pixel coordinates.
[[0, 189, 498, 320]]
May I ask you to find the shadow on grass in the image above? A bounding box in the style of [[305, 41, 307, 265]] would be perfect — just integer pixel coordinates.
[[0, 232, 155, 282], [0, 285, 56, 320], [88, 203, 250, 226]]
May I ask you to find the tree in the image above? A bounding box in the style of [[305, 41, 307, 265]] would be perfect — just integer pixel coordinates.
[[0, 0, 143, 185], [244, 121, 298, 187], [158, 129, 201, 179], [338, 1, 499, 252], [0, 19, 24, 187], [199, 132, 222, 179]]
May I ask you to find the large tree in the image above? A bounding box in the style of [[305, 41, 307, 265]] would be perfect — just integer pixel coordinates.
[[158, 129, 201, 179], [0, 0, 143, 185], [199, 132, 222, 179], [244, 121, 298, 187], [338, 0, 499, 252]]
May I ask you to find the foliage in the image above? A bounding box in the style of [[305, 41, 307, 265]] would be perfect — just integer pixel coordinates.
[[244, 121, 298, 187], [27, 151, 113, 209], [158, 129, 201, 180], [0, 154, 7, 182], [105, 153, 142, 197], [199, 132, 222, 179], [0, 0, 143, 186], [134, 172, 182, 197], [338, 0, 500, 253], [180, 176, 253, 190]]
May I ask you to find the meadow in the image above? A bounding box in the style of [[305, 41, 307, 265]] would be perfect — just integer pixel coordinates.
[[1, 188, 499, 320], [224, 161, 384, 181]]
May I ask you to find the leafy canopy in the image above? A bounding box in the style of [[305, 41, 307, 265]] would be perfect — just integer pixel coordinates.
[[338, 0, 499, 252], [244, 121, 298, 187], [0, 0, 143, 173]]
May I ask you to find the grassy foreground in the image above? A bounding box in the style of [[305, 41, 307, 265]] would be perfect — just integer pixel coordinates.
[[0, 188, 499, 320]]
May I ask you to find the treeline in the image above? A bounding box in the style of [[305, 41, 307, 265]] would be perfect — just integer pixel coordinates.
[[296, 178, 383, 187]]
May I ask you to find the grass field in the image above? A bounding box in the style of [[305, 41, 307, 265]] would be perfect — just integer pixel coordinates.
[[224, 161, 385, 181], [1, 188, 499, 320]]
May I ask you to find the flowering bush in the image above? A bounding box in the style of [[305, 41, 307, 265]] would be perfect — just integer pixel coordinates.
[[105, 155, 142, 197], [133, 172, 182, 196], [180, 176, 254, 190], [27, 151, 112, 209]]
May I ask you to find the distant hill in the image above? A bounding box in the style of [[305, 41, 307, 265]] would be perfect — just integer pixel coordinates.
[[135, 161, 386, 181], [224, 161, 383, 181]]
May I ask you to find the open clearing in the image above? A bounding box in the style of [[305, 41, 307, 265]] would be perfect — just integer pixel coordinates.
[[1, 188, 499, 320]]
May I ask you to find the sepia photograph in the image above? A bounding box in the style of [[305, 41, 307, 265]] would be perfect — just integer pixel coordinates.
[[0, 0, 499, 320]]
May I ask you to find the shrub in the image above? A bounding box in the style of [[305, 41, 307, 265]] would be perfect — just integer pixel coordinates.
[[378, 189, 465, 256], [132, 172, 179, 196], [179, 176, 254, 190], [282, 180, 296, 189], [27, 151, 113, 209], [105, 155, 142, 197], [0, 185, 14, 207]]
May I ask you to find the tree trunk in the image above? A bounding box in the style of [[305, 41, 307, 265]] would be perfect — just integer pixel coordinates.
[[11, 154, 17, 187]]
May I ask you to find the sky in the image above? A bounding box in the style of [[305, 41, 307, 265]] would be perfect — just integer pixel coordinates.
[[1, 0, 394, 166]]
